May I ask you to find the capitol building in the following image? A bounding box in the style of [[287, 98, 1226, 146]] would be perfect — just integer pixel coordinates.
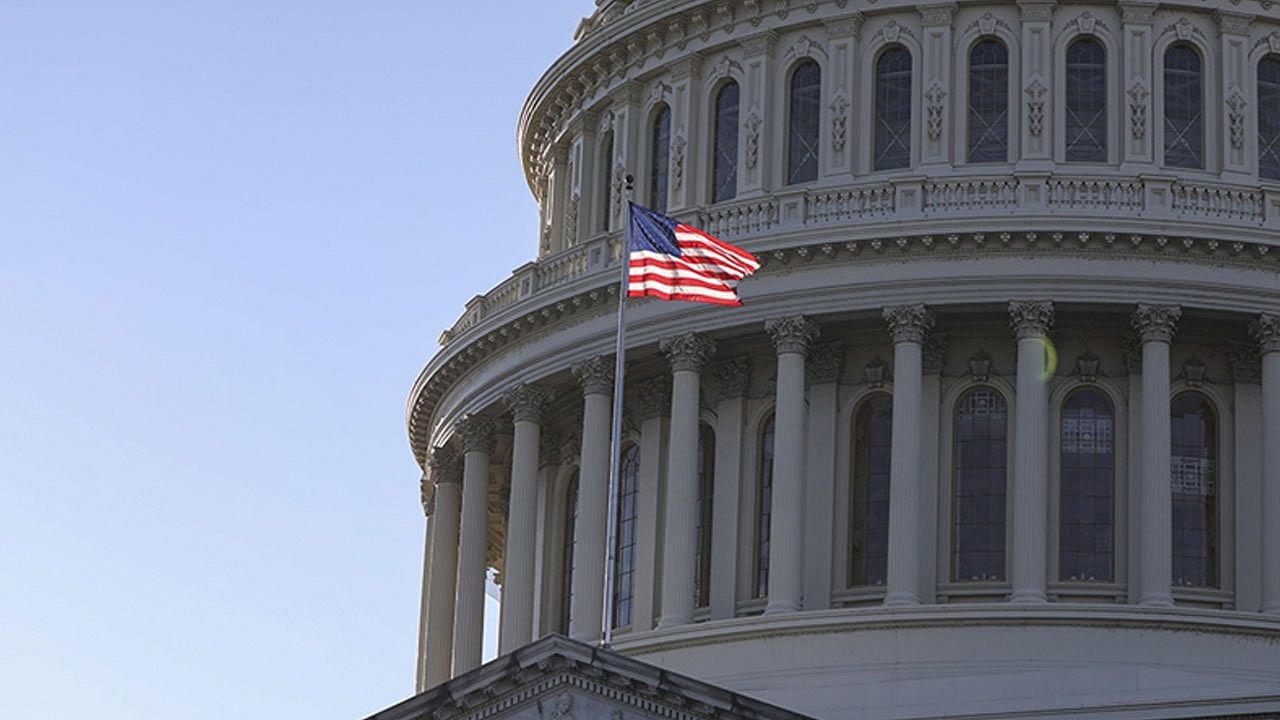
[[372, 1, 1280, 718]]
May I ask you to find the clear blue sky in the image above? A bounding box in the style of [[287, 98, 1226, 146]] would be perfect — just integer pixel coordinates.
[[0, 2, 585, 718]]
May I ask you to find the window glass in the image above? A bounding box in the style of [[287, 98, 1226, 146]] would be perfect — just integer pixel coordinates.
[[851, 394, 892, 587], [874, 47, 912, 170], [695, 424, 716, 609], [612, 445, 640, 626], [968, 39, 1010, 163], [600, 132, 614, 231], [650, 105, 671, 212], [953, 388, 1008, 581], [1059, 388, 1115, 582], [1259, 56, 1280, 180], [713, 82, 740, 203], [1171, 393, 1218, 588], [1065, 38, 1107, 162], [787, 61, 821, 184], [755, 414, 775, 598], [1164, 45, 1203, 169], [560, 471, 579, 634]]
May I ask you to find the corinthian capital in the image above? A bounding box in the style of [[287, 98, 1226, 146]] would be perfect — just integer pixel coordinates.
[[660, 333, 717, 373], [807, 342, 845, 385], [634, 375, 672, 421], [883, 304, 935, 344], [1132, 304, 1182, 344], [455, 415, 496, 455], [1253, 313, 1280, 354], [713, 356, 753, 399], [428, 445, 462, 486], [765, 315, 820, 355], [571, 355, 615, 396], [1009, 300, 1055, 339], [502, 383, 553, 424]]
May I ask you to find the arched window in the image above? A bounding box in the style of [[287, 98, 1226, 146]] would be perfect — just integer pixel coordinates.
[[874, 46, 912, 171], [612, 444, 641, 626], [787, 60, 821, 185], [1171, 392, 1219, 588], [968, 39, 1010, 163], [650, 105, 671, 213], [1065, 38, 1107, 163], [1259, 56, 1280, 180], [850, 394, 892, 587], [1164, 44, 1203, 169], [712, 82, 740, 203], [953, 388, 1008, 581], [755, 414, 775, 598], [600, 131, 614, 232], [560, 470, 580, 634], [1059, 388, 1115, 582], [695, 423, 716, 609]]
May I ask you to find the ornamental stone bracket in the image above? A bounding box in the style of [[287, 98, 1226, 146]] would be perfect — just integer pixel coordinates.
[[765, 315, 820, 355], [884, 304, 935, 344], [713, 356, 753, 399], [1253, 313, 1280, 354], [502, 383, 554, 424], [807, 342, 845, 385], [1132, 303, 1182, 343], [660, 333, 718, 372], [1009, 300, 1055, 339], [633, 375, 672, 422], [572, 355, 616, 395]]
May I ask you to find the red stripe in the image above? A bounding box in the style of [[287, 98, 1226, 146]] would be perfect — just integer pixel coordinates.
[[628, 272, 741, 293], [675, 224, 760, 265], [629, 257, 741, 280]]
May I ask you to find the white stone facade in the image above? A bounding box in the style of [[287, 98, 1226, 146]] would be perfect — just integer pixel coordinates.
[[403, 1, 1280, 718]]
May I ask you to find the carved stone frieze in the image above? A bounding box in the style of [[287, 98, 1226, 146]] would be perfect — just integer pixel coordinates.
[[713, 356, 753, 398], [1227, 88, 1247, 150], [825, 13, 864, 39], [503, 383, 554, 424], [540, 431, 562, 468], [564, 192, 580, 246], [765, 315, 820, 355], [1128, 81, 1150, 140], [1025, 78, 1047, 137], [1229, 342, 1262, 384], [1132, 304, 1182, 344], [830, 92, 850, 153], [671, 131, 687, 191], [1009, 300, 1055, 339], [919, 2, 957, 26], [744, 109, 763, 170], [455, 415, 497, 455], [923, 334, 949, 374], [807, 342, 845, 385], [660, 333, 717, 372], [634, 375, 672, 421], [925, 83, 947, 140], [884, 304, 935, 344], [572, 355, 616, 395], [1253, 313, 1280, 354]]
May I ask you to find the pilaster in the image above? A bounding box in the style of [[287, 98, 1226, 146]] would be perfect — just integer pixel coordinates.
[[1217, 11, 1254, 179], [1254, 314, 1280, 613], [739, 31, 776, 197], [710, 357, 751, 620], [919, 3, 958, 167], [1119, 1, 1157, 167], [824, 15, 863, 178], [1018, 1, 1056, 167], [667, 55, 702, 214], [804, 342, 843, 610]]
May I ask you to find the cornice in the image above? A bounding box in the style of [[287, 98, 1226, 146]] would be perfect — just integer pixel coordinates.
[[406, 227, 1280, 466]]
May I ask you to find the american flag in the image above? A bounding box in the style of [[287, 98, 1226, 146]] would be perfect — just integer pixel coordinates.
[[627, 202, 761, 306]]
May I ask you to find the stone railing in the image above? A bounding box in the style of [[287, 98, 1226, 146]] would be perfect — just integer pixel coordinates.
[[438, 173, 1280, 347]]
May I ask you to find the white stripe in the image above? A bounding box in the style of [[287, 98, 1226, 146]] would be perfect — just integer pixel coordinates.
[[628, 279, 740, 301], [630, 265, 744, 286], [673, 232, 761, 270], [629, 250, 753, 278]]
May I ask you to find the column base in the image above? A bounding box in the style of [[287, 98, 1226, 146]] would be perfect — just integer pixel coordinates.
[[1008, 590, 1048, 604], [655, 616, 692, 630], [883, 592, 920, 607], [1261, 602, 1280, 615], [764, 600, 801, 615], [1138, 593, 1175, 608]]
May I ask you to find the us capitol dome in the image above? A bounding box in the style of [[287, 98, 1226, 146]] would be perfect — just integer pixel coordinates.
[[373, 1, 1280, 718]]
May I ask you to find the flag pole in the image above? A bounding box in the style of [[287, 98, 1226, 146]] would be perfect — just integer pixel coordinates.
[[601, 175, 634, 649]]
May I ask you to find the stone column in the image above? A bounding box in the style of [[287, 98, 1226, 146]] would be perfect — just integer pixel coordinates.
[[1255, 314, 1280, 613], [1009, 301, 1055, 603], [498, 384, 551, 652], [710, 358, 752, 620], [657, 334, 717, 628], [569, 356, 614, 642], [804, 343, 844, 611], [883, 305, 934, 606], [763, 316, 820, 614], [415, 473, 436, 692], [452, 415, 495, 674], [1133, 304, 1181, 607], [424, 447, 462, 687]]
